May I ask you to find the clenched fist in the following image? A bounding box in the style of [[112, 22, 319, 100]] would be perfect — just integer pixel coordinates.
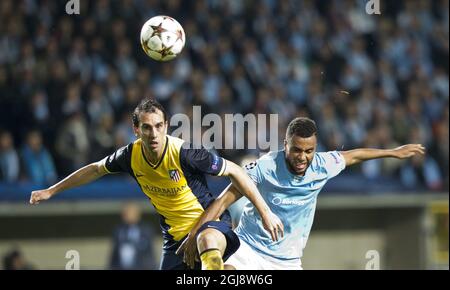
[[29, 189, 53, 205]]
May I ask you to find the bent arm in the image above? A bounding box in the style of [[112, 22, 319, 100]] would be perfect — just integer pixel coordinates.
[[30, 161, 109, 204], [176, 159, 284, 266], [341, 144, 426, 167], [221, 160, 271, 219], [188, 160, 283, 240], [221, 160, 284, 241], [190, 184, 242, 234]]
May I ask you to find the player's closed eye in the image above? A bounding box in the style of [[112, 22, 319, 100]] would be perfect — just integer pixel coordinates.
[[293, 148, 311, 154]]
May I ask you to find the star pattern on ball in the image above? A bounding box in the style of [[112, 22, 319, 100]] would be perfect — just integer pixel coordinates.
[[140, 15, 185, 61], [176, 29, 184, 42], [159, 46, 174, 58], [151, 22, 167, 37]]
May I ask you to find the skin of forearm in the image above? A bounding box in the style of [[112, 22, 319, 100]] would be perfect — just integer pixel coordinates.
[[191, 185, 241, 233], [191, 199, 225, 234], [48, 162, 106, 195], [344, 148, 395, 165], [228, 165, 270, 219]]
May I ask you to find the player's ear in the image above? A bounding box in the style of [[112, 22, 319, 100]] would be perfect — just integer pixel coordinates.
[[133, 125, 140, 137]]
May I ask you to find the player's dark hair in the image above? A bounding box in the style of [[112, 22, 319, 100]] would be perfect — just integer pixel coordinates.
[[286, 117, 317, 139], [132, 98, 168, 127]]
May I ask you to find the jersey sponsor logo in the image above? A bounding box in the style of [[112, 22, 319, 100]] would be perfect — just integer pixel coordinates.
[[169, 169, 181, 182], [271, 197, 309, 206], [142, 184, 187, 196]]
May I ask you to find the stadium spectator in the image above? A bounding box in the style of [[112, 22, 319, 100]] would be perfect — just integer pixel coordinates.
[[0, 0, 447, 192], [400, 154, 443, 191], [90, 113, 116, 161], [109, 202, 158, 270], [21, 130, 57, 186], [2, 248, 35, 270], [55, 112, 90, 176], [0, 130, 20, 183]]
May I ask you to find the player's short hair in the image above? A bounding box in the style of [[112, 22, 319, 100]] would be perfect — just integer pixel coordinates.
[[286, 117, 317, 139], [132, 98, 168, 127]]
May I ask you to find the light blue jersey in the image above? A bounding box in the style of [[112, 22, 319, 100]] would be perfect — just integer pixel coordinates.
[[235, 150, 346, 262]]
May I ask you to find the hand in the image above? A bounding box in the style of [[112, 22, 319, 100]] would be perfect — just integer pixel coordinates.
[[261, 211, 284, 242], [392, 144, 426, 159], [175, 232, 199, 269], [29, 189, 53, 205]]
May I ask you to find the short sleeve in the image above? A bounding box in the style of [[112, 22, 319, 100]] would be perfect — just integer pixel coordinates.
[[101, 143, 133, 174], [319, 151, 346, 179], [243, 160, 262, 185], [180, 147, 226, 176]]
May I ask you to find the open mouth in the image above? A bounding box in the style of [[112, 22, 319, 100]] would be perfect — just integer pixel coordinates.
[[295, 163, 307, 171]]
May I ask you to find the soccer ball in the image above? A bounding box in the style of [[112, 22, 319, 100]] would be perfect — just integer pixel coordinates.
[[140, 15, 186, 62]]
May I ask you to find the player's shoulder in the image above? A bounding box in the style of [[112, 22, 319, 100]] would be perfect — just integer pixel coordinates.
[[167, 135, 185, 149], [174, 136, 220, 165], [168, 135, 211, 153], [166, 135, 192, 160], [103, 141, 136, 173], [118, 140, 137, 155], [244, 150, 280, 171], [262, 150, 282, 163], [313, 151, 344, 167]]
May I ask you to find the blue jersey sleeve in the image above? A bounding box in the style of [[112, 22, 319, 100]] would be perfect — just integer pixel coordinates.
[[318, 151, 346, 179]]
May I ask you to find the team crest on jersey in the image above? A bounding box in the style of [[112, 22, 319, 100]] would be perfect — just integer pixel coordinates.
[[169, 169, 181, 182]]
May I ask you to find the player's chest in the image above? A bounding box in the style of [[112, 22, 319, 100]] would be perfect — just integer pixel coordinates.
[[263, 175, 326, 195], [131, 157, 186, 186]]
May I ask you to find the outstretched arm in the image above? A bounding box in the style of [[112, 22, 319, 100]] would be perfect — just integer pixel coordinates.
[[29, 161, 108, 204], [340, 144, 425, 167]]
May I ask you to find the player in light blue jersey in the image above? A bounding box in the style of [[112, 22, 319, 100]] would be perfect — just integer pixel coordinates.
[[177, 117, 425, 269]]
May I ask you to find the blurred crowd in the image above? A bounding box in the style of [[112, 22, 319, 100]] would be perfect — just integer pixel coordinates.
[[0, 0, 448, 191]]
